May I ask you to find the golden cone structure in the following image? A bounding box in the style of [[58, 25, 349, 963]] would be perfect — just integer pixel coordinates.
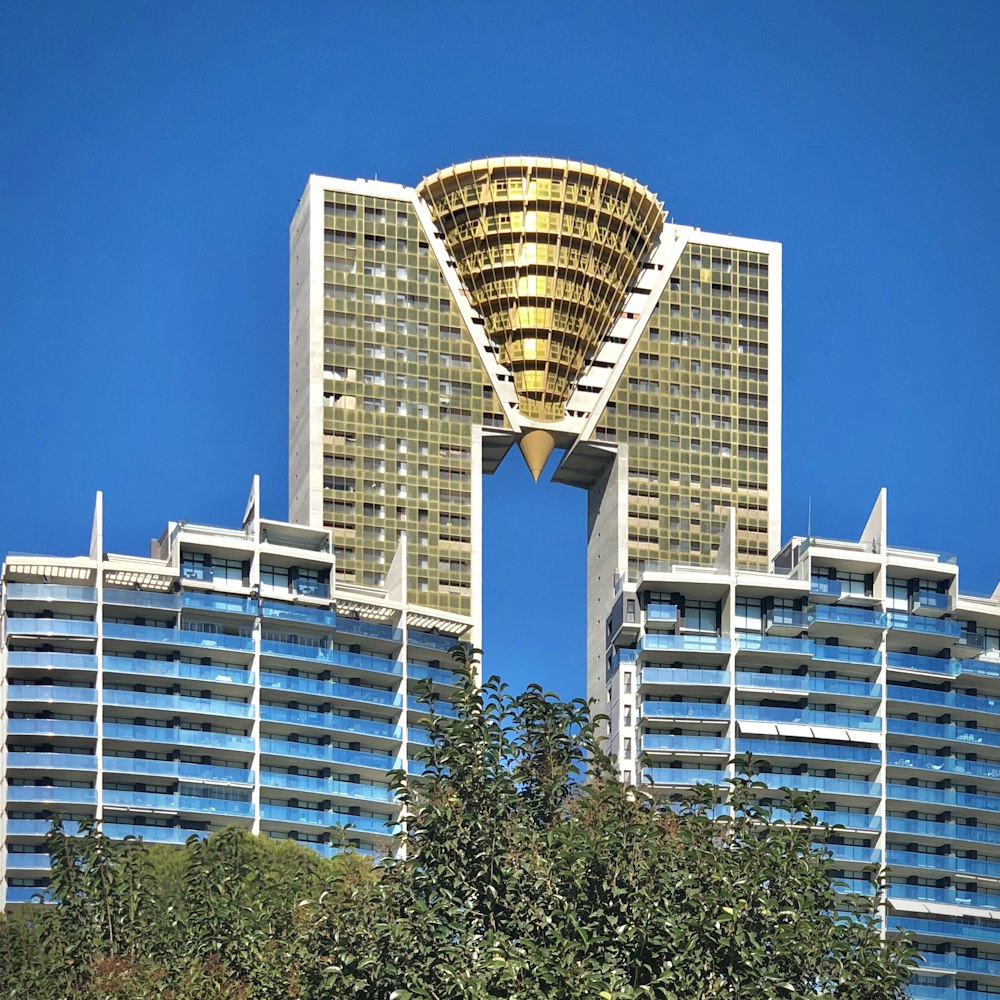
[[418, 157, 664, 423], [518, 429, 556, 482]]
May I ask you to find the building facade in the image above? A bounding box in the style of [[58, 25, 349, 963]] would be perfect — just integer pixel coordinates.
[[287, 157, 782, 708], [0, 478, 466, 905], [608, 490, 1000, 998]]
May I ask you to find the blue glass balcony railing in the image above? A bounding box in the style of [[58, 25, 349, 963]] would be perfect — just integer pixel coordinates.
[[736, 705, 881, 731], [406, 696, 458, 717], [810, 578, 842, 597], [773, 809, 880, 831], [103, 589, 182, 611], [103, 622, 253, 652], [892, 915, 1000, 946], [103, 655, 253, 686], [4, 584, 97, 602], [918, 951, 1000, 977], [408, 728, 432, 746], [887, 783, 1000, 812], [5, 886, 51, 904], [5, 854, 52, 869], [103, 688, 253, 718], [6, 685, 97, 704], [102, 789, 254, 818], [408, 663, 463, 685], [261, 600, 333, 626], [888, 850, 1000, 880], [335, 617, 402, 644], [757, 773, 881, 797], [812, 605, 887, 628], [639, 634, 731, 654], [904, 887, 1000, 919], [735, 672, 879, 698], [827, 844, 881, 864], [6, 618, 97, 637], [259, 805, 393, 835], [259, 640, 402, 676], [643, 768, 727, 785], [6, 719, 97, 737], [5, 651, 98, 670], [6, 820, 83, 837], [888, 817, 1000, 848], [258, 738, 400, 771], [7, 752, 98, 770], [183, 591, 257, 615], [736, 739, 881, 764], [260, 704, 402, 740], [6, 785, 97, 804], [736, 634, 813, 656], [645, 603, 679, 623], [887, 612, 961, 638], [259, 771, 396, 803], [407, 628, 460, 652], [911, 590, 951, 612], [102, 723, 254, 752], [641, 702, 730, 720], [641, 668, 730, 686], [887, 718, 1000, 749], [886, 749, 1000, 782], [886, 651, 957, 676], [292, 579, 330, 599], [765, 609, 812, 630], [811, 644, 881, 666], [260, 671, 402, 707], [101, 823, 208, 844], [102, 756, 252, 784], [887, 684, 1000, 716], [640, 735, 730, 752]]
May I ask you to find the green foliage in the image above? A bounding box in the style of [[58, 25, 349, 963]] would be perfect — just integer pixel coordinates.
[[0, 647, 916, 999]]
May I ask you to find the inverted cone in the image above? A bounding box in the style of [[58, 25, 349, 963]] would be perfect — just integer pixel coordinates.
[[518, 430, 555, 482]]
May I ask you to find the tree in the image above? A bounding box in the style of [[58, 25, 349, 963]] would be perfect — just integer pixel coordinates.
[[300, 647, 916, 999]]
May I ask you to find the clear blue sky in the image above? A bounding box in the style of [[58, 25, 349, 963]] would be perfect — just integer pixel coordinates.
[[2, 2, 998, 700]]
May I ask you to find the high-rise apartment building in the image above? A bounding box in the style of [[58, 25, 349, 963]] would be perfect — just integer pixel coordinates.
[[609, 490, 1000, 998], [287, 156, 781, 710], [0, 479, 467, 905]]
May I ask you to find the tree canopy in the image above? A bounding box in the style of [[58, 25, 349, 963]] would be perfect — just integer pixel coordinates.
[[0, 647, 916, 999]]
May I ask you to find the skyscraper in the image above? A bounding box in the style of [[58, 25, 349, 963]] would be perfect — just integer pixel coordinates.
[[287, 156, 781, 713]]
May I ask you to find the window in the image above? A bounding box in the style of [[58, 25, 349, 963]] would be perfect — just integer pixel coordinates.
[[683, 600, 719, 633], [735, 598, 762, 633], [260, 564, 290, 589]]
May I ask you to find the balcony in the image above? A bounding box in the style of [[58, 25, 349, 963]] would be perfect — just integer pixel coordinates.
[[640, 667, 731, 687], [886, 651, 957, 677], [407, 628, 460, 652], [756, 773, 881, 797], [5, 854, 52, 870], [736, 672, 880, 699], [827, 844, 881, 864], [811, 643, 881, 666], [6, 820, 82, 837], [406, 695, 458, 718], [770, 808, 880, 831], [4, 584, 97, 603], [887, 718, 1000, 749], [102, 756, 252, 784], [6, 719, 98, 738], [887, 783, 1000, 813], [736, 634, 813, 657], [886, 750, 1000, 782], [644, 603, 679, 628], [889, 850, 1000, 880], [888, 816, 1000, 848], [260, 704, 403, 741], [104, 589, 182, 612], [6, 617, 97, 638], [334, 617, 402, 644], [887, 612, 961, 639], [6, 684, 97, 705], [736, 705, 881, 731], [7, 752, 98, 771], [893, 915, 1000, 947], [102, 823, 207, 845], [262, 600, 335, 627], [736, 739, 881, 765], [102, 723, 254, 753], [103, 788, 254, 818], [5, 886, 51, 904], [103, 688, 253, 719], [911, 590, 952, 615], [292, 579, 330, 599], [259, 805, 393, 836], [6, 785, 97, 805], [261, 671, 402, 708], [765, 609, 812, 636], [103, 655, 253, 686], [5, 650, 98, 671], [638, 634, 731, 656], [643, 767, 727, 786], [259, 639, 402, 677], [259, 771, 396, 803], [887, 684, 1000, 718], [641, 701, 730, 721], [258, 738, 400, 773], [640, 735, 730, 753], [183, 591, 257, 616], [408, 662, 462, 686], [809, 577, 842, 600], [812, 605, 887, 629], [103, 622, 253, 653]]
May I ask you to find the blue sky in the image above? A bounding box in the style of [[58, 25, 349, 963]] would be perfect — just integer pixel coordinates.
[[2, 2, 998, 700]]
